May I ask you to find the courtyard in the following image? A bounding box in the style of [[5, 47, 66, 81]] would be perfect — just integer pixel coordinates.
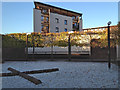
[[1, 60, 119, 88]]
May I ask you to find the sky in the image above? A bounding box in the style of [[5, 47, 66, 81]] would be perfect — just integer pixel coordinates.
[[2, 2, 118, 34], [118, 1, 120, 21]]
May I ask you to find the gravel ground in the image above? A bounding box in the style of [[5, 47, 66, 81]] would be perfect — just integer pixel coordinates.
[[1, 61, 119, 88]]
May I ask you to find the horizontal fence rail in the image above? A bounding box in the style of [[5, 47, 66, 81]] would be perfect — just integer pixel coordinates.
[[27, 46, 90, 55]]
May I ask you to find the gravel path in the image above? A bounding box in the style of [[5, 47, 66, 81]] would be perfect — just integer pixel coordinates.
[[1, 61, 119, 88]]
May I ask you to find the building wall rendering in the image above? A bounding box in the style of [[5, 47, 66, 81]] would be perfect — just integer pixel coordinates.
[[50, 13, 72, 33], [34, 9, 41, 33]]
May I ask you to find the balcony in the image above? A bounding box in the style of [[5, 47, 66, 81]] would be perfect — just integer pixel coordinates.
[[73, 19, 79, 23], [42, 14, 49, 17], [73, 24, 79, 31], [41, 10, 49, 15], [41, 21, 49, 25], [41, 29, 49, 33]]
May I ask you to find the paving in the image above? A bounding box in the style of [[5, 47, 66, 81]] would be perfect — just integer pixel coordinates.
[[1, 60, 119, 88]]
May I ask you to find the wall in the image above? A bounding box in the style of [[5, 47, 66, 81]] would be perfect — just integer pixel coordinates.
[[117, 45, 120, 60], [2, 48, 26, 61], [50, 13, 72, 33], [90, 47, 116, 59], [34, 8, 41, 33], [0, 48, 1, 63]]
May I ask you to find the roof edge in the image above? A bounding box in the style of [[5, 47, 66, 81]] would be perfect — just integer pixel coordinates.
[[34, 1, 82, 16]]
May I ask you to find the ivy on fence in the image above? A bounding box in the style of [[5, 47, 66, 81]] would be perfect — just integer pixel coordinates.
[[2, 24, 119, 48]]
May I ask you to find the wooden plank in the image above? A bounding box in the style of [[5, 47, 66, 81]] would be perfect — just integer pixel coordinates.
[[8, 67, 42, 85], [0, 68, 59, 77]]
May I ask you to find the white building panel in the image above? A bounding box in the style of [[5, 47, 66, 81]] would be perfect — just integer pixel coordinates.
[[34, 9, 41, 32], [79, 18, 83, 31]]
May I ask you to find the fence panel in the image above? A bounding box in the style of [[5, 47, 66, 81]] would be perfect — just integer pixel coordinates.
[[70, 34, 91, 55], [2, 25, 118, 61]]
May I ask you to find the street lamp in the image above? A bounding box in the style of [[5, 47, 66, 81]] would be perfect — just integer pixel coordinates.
[[107, 21, 111, 26], [107, 21, 111, 69]]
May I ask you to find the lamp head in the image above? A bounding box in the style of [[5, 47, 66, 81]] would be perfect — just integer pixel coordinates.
[[68, 31, 74, 34], [26, 32, 31, 35], [107, 21, 112, 25]]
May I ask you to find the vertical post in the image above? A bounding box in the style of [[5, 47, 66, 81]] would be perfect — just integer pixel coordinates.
[[89, 35, 91, 56], [48, 9, 50, 33], [32, 33, 35, 59], [68, 34, 71, 61], [51, 34, 53, 60], [108, 24, 111, 69], [26, 34, 28, 60], [33, 8, 35, 32], [79, 16, 83, 31]]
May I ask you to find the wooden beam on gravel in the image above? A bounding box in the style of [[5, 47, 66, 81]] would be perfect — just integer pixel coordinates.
[[8, 67, 42, 85], [0, 68, 59, 77]]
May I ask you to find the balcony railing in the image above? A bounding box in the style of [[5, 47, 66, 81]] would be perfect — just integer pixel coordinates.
[[41, 12, 49, 15], [41, 20, 49, 24]]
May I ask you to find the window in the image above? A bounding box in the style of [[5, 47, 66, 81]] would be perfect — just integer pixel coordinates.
[[46, 26, 49, 29], [42, 9, 47, 13], [56, 27, 59, 32], [73, 23, 77, 28], [80, 16, 82, 20], [72, 16, 75, 20], [41, 16, 44, 21], [55, 18, 59, 23], [46, 17, 49, 21], [41, 25, 43, 29], [64, 28, 67, 32], [64, 20, 67, 25], [73, 23, 78, 29], [74, 23, 77, 26], [76, 16, 79, 19]]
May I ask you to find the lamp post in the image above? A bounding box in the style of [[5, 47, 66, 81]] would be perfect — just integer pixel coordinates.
[[107, 21, 111, 69]]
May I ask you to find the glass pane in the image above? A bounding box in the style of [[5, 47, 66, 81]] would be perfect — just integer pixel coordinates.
[[64, 20, 67, 25], [64, 28, 67, 32]]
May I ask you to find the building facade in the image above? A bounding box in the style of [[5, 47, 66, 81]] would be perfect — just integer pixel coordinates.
[[34, 2, 83, 33]]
